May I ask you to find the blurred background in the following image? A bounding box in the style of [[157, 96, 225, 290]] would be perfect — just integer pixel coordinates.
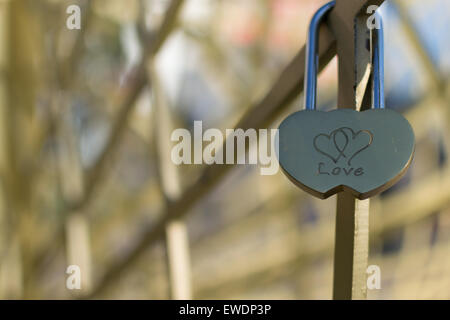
[[0, 0, 449, 299]]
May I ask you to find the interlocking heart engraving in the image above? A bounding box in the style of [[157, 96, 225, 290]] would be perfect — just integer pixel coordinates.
[[313, 127, 373, 166], [277, 109, 415, 199]]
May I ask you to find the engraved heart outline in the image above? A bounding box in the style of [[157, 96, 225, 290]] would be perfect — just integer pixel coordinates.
[[313, 127, 373, 165], [340, 127, 373, 165], [313, 132, 345, 164]]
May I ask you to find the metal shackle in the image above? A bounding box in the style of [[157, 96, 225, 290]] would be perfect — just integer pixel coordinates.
[[304, 0, 385, 110]]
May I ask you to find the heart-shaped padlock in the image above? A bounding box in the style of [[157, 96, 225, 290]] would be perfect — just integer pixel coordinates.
[[277, 2, 414, 200]]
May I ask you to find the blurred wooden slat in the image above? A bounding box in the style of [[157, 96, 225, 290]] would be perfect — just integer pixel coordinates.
[[152, 69, 192, 300], [0, 1, 22, 299]]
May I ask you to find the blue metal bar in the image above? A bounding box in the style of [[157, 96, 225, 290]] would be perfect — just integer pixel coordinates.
[[304, 1, 336, 110], [304, 2, 385, 110], [373, 13, 385, 109]]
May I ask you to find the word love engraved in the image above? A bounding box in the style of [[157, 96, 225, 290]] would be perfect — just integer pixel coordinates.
[[314, 127, 373, 177]]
